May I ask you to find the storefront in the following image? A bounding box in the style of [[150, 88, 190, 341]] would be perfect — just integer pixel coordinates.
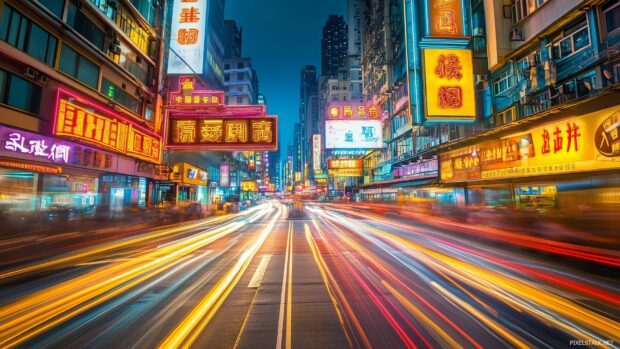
[[240, 180, 259, 201], [170, 162, 208, 206], [439, 103, 620, 210]]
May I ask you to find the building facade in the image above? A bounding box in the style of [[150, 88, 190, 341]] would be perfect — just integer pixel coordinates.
[[0, 0, 168, 214]]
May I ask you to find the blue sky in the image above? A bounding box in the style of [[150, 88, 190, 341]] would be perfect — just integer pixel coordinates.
[[225, 0, 347, 156]]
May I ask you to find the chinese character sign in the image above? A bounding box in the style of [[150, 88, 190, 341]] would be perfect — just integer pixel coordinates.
[[169, 77, 224, 108], [328, 159, 363, 170], [326, 103, 381, 120], [219, 163, 230, 187], [55, 96, 161, 163], [168, 0, 208, 74], [167, 116, 278, 151], [423, 49, 476, 120], [440, 107, 620, 182], [313, 134, 321, 171], [429, 0, 463, 37]]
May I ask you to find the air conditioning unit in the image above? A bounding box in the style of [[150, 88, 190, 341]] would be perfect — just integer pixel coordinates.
[[25, 67, 38, 79], [475, 74, 488, 85], [39, 75, 50, 86], [509, 28, 524, 41]]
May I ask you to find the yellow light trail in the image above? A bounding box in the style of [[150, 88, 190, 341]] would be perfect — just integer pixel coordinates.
[[0, 206, 272, 348], [158, 206, 281, 349]]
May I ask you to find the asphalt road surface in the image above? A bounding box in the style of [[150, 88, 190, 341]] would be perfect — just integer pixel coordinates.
[[0, 201, 618, 348]]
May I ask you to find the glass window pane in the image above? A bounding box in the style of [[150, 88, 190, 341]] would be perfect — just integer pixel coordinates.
[[7, 11, 22, 47], [38, 0, 65, 18], [16, 15, 27, 50], [46, 35, 57, 66], [605, 6, 620, 34], [26, 23, 49, 63], [573, 28, 590, 51], [560, 38, 572, 57], [0, 6, 11, 41], [7, 74, 40, 113], [59, 44, 78, 77], [77, 57, 100, 89], [0, 69, 7, 102]]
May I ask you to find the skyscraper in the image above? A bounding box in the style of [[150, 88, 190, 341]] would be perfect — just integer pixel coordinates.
[[321, 15, 348, 77], [299, 66, 318, 181]]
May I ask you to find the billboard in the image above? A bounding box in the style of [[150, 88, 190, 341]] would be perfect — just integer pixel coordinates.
[[312, 134, 321, 171], [440, 106, 620, 182], [423, 48, 476, 121], [168, 0, 208, 74], [54, 89, 162, 163], [219, 163, 230, 187], [325, 120, 383, 149], [167, 116, 278, 151], [328, 169, 363, 177], [327, 102, 381, 120]]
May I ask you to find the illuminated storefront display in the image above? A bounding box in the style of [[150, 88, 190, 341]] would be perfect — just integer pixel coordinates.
[[328, 168, 363, 177], [169, 76, 225, 108], [168, 0, 208, 74], [170, 163, 208, 186], [328, 159, 363, 170], [0, 158, 62, 174], [423, 49, 475, 121], [428, 0, 463, 37], [54, 90, 162, 164], [219, 163, 230, 187], [325, 120, 383, 149], [167, 116, 278, 151], [327, 102, 381, 119], [440, 107, 620, 182], [313, 134, 321, 171], [394, 159, 438, 178]]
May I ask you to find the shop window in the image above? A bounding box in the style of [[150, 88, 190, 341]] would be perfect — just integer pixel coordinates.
[[59, 44, 100, 89], [37, 0, 65, 18], [0, 68, 41, 114], [67, 2, 105, 51], [100, 78, 141, 114], [0, 5, 58, 67]]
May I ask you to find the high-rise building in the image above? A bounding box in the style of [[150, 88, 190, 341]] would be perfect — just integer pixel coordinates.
[[321, 15, 348, 77], [347, 0, 363, 102], [223, 20, 242, 59], [222, 21, 259, 105], [0, 0, 167, 212], [299, 66, 318, 181]]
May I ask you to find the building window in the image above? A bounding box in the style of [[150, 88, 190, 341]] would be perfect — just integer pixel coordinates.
[[37, 0, 65, 18], [237, 72, 244, 80], [128, 0, 156, 27], [224, 73, 230, 81], [237, 96, 243, 104], [493, 69, 513, 95], [0, 5, 58, 67], [0, 68, 41, 114], [511, 0, 550, 24], [237, 62, 244, 69], [603, 1, 620, 35], [67, 2, 105, 51], [59, 44, 100, 89], [550, 18, 590, 60], [224, 64, 230, 70], [144, 106, 153, 121], [100, 78, 140, 114], [116, 9, 151, 55]]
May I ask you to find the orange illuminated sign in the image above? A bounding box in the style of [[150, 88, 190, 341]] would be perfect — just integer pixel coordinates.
[[167, 116, 278, 151], [54, 93, 162, 164], [170, 76, 225, 108], [429, 0, 463, 37], [423, 48, 476, 121], [0, 157, 62, 174], [327, 103, 381, 119], [328, 159, 363, 170], [440, 107, 620, 182], [328, 168, 363, 177]]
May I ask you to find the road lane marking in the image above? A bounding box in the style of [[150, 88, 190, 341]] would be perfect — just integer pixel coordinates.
[[248, 254, 272, 288], [276, 221, 293, 349]]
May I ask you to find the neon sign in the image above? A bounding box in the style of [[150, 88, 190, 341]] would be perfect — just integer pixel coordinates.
[[429, 0, 463, 37], [4, 132, 71, 163], [327, 102, 381, 119], [54, 89, 162, 164], [169, 76, 225, 108]]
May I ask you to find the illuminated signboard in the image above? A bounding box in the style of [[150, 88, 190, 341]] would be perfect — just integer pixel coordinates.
[[170, 76, 225, 108], [429, 0, 463, 37], [170, 162, 207, 186], [241, 180, 259, 192], [312, 134, 321, 171], [440, 107, 620, 182], [423, 49, 476, 121], [328, 159, 363, 170], [327, 102, 381, 120], [167, 116, 278, 151], [0, 157, 62, 174], [54, 90, 162, 164], [168, 0, 208, 74], [325, 120, 383, 149], [219, 163, 230, 187], [294, 171, 301, 182], [394, 159, 438, 178], [328, 168, 363, 177]]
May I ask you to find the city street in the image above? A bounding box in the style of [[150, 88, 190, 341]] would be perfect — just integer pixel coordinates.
[[1, 201, 617, 348]]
